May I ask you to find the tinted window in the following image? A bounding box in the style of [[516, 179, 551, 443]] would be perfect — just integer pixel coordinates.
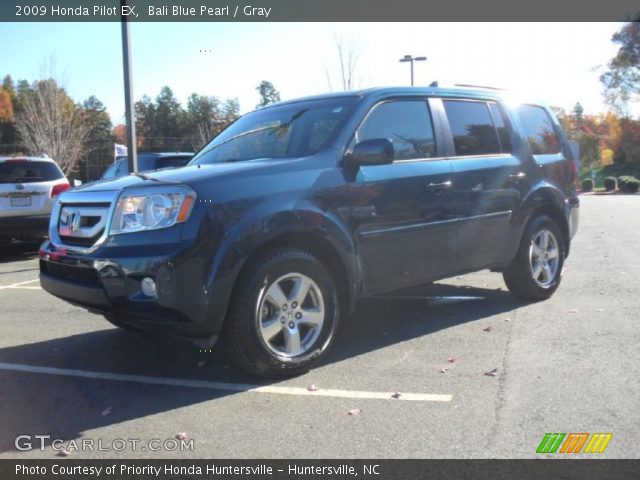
[[357, 101, 436, 160], [518, 105, 561, 155], [488, 102, 512, 153], [0, 160, 64, 183], [444, 100, 501, 156]]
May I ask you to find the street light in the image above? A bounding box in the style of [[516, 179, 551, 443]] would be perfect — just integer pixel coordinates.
[[399, 54, 427, 86]]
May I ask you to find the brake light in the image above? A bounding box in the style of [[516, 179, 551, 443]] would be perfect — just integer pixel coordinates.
[[51, 182, 70, 198]]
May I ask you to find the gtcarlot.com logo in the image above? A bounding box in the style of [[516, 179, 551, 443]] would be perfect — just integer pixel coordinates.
[[536, 432, 613, 454], [15, 435, 194, 452]]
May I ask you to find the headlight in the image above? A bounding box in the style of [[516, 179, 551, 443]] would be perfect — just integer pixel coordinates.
[[110, 187, 196, 235]]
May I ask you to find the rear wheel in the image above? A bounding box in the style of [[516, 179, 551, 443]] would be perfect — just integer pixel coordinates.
[[503, 215, 565, 300], [221, 248, 340, 378]]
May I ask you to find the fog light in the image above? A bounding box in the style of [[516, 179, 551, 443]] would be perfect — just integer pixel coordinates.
[[140, 277, 157, 298]]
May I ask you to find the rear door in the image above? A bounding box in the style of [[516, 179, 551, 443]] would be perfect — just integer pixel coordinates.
[[346, 99, 457, 293], [0, 159, 65, 218], [440, 99, 527, 271]]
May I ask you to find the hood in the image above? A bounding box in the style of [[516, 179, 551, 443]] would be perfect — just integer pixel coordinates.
[[73, 159, 291, 193]]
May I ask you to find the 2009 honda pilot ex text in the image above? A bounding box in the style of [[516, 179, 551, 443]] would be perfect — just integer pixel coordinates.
[[39, 86, 579, 377]]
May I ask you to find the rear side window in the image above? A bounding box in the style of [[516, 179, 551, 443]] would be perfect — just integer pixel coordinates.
[[517, 105, 561, 155], [443, 100, 503, 156], [488, 102, 512, 153], [0, 160, 64, 183], [357, 100, 436, 160]]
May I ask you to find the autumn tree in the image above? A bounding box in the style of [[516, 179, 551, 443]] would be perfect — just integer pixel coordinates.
[[255, 80, 281, 108], [15, 78, 88, 174]]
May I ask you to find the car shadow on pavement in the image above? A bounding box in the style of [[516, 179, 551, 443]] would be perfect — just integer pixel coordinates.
[[0, 241, 41, 264], [0, 282, 524, 455]]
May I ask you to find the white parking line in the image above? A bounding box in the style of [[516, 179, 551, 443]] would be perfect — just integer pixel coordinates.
[[0, 362, 452, 402], [0, 279, 41, 290]]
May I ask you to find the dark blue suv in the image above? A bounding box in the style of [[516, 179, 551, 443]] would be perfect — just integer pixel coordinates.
[[39, 87, 579, 377]]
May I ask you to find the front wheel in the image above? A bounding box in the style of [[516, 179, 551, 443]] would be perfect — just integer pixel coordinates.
[[221, 249, 340, 378], [503, 215, 566, 301]]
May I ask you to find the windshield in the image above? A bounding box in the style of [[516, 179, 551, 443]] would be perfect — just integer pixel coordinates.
[[0, 160, 64, 183], [191, 97, 358, 165]]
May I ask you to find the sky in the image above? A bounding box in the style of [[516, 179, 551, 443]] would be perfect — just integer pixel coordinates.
[[0, 22, 630, 124]]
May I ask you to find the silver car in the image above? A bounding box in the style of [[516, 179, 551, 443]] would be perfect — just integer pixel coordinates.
[[0, 156, 69, 243]]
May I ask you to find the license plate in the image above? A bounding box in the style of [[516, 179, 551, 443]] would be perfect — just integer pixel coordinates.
[[10, 196, 31, 207]]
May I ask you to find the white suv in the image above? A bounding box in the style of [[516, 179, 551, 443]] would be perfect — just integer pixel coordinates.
[[0, 156, 69, 243]]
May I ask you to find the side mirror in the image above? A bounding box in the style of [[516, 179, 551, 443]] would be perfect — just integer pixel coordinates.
[[344, 138, 394, 168]]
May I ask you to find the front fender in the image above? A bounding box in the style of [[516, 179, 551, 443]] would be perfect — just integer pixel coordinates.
[[202, 202, 360, 335]]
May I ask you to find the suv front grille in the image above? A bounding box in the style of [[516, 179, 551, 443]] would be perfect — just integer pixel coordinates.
[[54, 200, 112, 249]]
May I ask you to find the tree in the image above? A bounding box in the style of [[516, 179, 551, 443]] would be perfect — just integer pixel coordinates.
[[0, 86, 13, 144], [572, 102, 584, 124], [14, 78, 88, 174], [255, 80, 281, 108], [186, 93, 222, 149], [325, 32, 361, 91], [600, 20, 640, 115], [221, 98, 240, 122], [80, 96, 113, 179]]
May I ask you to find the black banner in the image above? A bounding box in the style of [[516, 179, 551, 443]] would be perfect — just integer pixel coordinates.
[[2, 0, 640, 22], [3, 460, 640, 480]]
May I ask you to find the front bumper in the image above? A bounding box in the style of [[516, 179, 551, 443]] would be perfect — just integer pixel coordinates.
[[0, 215, 50, 239], [38, 239, 223, 344]]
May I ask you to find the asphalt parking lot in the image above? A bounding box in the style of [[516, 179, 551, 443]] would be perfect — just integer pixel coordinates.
[[0, 194, 638, 459]]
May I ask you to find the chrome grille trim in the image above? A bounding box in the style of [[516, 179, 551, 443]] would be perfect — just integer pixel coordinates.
[[49, 190, 121, 254]]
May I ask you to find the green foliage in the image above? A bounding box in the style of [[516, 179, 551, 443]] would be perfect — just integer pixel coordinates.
[[581, 178, 594, 192], [617, 175, 640, 193], [600, 20, 640, 114], [604, 176, 617, 191], [255, 80, 281, 109]]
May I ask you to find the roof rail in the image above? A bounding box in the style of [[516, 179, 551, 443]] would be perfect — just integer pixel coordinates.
[[454, 83, 506, 91]]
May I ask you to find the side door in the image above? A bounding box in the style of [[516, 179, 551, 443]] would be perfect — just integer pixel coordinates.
[[440, 98, 528, 271], [345, 99, 457, 294]]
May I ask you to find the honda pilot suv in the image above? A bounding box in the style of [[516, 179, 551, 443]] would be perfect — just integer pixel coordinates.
[[39, 87, 579, 377]]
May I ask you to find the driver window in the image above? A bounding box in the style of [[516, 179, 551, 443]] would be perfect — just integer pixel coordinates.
[[356, 101, 436, 161]]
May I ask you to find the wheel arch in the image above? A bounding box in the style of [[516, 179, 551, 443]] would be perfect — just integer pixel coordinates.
[[518, 184, 571, 257]]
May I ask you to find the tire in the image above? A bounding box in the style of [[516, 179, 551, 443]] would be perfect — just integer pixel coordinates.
[[103, 314, 145, 333], [221, 248, 340, 378], [503, 215, 566, 301]]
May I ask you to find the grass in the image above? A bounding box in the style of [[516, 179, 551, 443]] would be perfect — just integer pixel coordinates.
[[579, 164, 640, 189]]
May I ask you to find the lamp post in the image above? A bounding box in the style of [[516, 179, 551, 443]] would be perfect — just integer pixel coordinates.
[[121, 0, 137, 173], [399, 54, 427, 86]]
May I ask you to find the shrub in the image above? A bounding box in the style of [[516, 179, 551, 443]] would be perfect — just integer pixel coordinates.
[[617, 175, 640, 193], [604, 176, 617, 191], [581, 179, 594, 192]]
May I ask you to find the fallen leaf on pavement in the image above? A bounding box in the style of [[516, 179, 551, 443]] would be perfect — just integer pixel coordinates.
[[483, 326, 492, 332], [175, 432, 188, 440], [347, 408, 363, 416], [391, 392, 401, 399], [101, 407, 112, 416], [568, 309, 578, 314], [484, 368, 498, 377], [307, 384, 319, 392], [440, 368, 449, 373], [447, 357, 456, 363], [505, 318, 512, 322]]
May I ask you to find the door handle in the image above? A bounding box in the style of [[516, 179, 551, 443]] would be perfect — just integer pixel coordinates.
[[426, 180, 452, 189], [508, 172, 527, 180]]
